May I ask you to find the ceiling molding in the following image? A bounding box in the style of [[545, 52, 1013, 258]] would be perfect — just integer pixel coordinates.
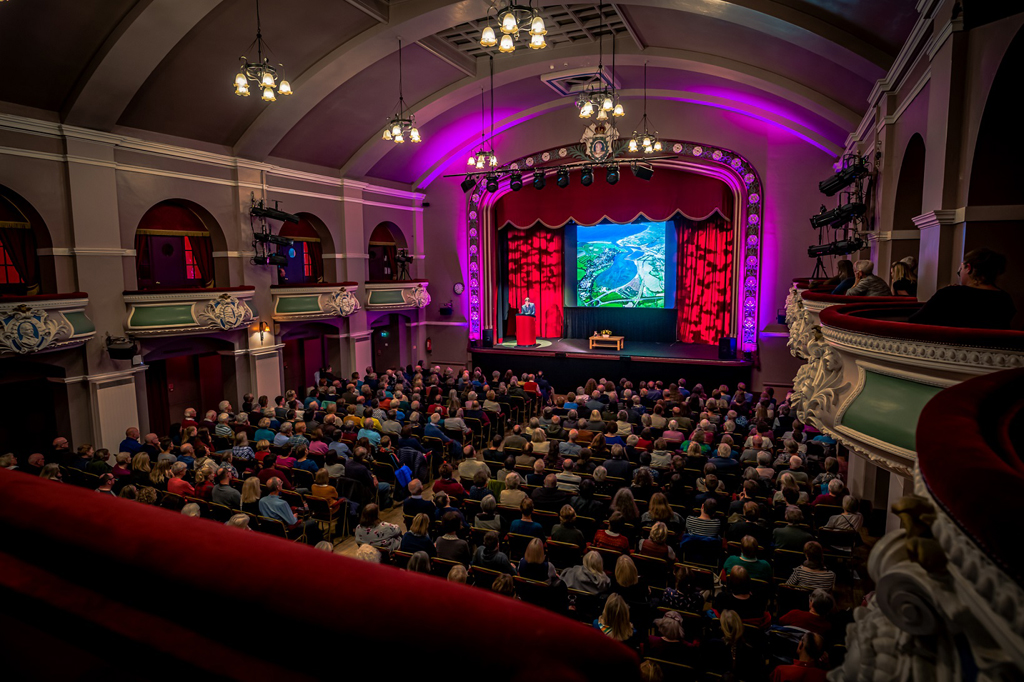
[[344, 0, 388, 24], [416, 35, 478, 78]]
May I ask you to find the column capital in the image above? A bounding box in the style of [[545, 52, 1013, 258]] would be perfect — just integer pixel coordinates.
[[912, 209, 963, 230]]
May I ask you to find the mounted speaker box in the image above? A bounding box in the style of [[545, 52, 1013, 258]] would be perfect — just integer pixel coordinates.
[[718, 337, 737, 360]]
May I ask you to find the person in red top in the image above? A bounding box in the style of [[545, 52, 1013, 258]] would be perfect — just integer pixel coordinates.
[[810, 478, 847, 507], [590, 512, 631, 553], [181, 408, 199, 431], [770, 632, 829, 682], [166, 462, 195, 496], [432, 463, 467, 499], [779, 589, 834, 637], [257, 455, 295, 490]]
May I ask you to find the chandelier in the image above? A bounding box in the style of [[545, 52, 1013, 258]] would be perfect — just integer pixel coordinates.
[[479, 1, 547, 53], [381, 39, 421, 144], [628, 62, 662, 153], [574, 2, 623, 121], [233, 0, 292, 101], [468, 57, 498, 170]]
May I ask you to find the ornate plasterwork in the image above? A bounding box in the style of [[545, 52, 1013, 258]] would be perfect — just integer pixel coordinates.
[[196, 294, 253, 331], [789, 325, 849, 429], [0, 304, 73, 354], [402, 283, 431, 309], [785, 285, 812, 359], [323, 288, 361, 317]]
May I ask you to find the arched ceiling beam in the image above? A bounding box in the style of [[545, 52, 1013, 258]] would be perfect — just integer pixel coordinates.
[[341, 41, 860, 178], [412, 87, 842, 189], [234, 0, 894, 162], [63, 0, 226, 130]]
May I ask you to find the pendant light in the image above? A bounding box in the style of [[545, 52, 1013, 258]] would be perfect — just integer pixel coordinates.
[[382, 38, 421, 144]]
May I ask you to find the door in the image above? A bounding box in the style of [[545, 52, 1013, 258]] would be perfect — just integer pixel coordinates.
[[371, 315, 402, 371]]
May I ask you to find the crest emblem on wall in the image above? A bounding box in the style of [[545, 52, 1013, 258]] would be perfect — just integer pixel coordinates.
[[0, 304, 72, 354], [578, 122, 620, 162], [324, 289, 361, 317], [197, 294, 253, 330]]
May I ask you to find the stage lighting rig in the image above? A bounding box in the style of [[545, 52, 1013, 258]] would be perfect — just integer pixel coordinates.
[[509, 171, 523, 191], [631, 162, 654, 181], [809, 202, 865, 229], [252, 253, 289, 266], [808, 237, 865, 258], [249, 200, 299, 224], [819, 155, 869, 196], [556, 168, 570, 188], [606, 165, 619, 185], [485, 174, 500, 193], [461, 176, 476, 193], [253, 232, 295, 247], [532, 169, 545, 190], [580, 166, 594, 187]]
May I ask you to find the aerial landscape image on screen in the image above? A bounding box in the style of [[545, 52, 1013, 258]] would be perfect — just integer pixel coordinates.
[[576, 221, 666, 308]]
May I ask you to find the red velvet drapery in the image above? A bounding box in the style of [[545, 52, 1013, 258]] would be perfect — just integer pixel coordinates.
[[506, 225, 564, 338], [676, 215, 735, 344]]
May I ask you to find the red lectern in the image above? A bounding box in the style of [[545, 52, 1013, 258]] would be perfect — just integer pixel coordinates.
[[516, 314, 537, 346]]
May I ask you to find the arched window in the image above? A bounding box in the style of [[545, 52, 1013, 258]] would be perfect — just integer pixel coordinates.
[[278, 215, 324, 284], [0, 194, 39, 295], [367, 222, 408, 281], [135, 201, 215, 290]]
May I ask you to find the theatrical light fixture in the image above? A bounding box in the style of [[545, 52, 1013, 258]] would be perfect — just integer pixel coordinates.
[[580, 166, 594, 186], [479, 1, 547, 53], [382, 39, 422, 145], [574, 2, 624, 120], [819, 157, 869, 196], [532, 169, 545, 190], [485, 174, 500, 193], [253, 232, 295, 247], [605, 165, 619, 185], [629, 62, 661, 154], [631, 162, 654, 181], [252, 253, 289, 266], [468, 58, 498, 170], [250, 201, 299, 224], [556, 167, 570, 188], [233, 0, 293, 101], [809, 202, 866, 229], [808, 237, 866, 258], [509, 171, 523, 191], [461, 176, 476, 193]]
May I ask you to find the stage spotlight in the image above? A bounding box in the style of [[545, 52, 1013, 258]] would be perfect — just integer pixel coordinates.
[[631, 163, 654, 181], [485, 174, 499, 193], [580, 166, 594, 186], [532, 169, 545, 190], [807, 237, 865, 258], [509, 171, 523, 192], [606, 165, 619, 185], [461, 176, 475, 192], [819, 160, 868, 196], [556, 168, 570, 188], [809, 202, 865, 229]]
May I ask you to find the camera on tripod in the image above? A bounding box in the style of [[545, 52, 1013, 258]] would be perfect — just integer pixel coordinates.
[[394, 249, 413, 280]]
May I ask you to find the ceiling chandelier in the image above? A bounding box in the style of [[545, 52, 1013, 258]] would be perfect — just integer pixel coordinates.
[[468, 57, 498, 169], [628, 62, 662, 153], [233, 0, 292, 101], [479, 1, 547, 53], [382, 38, 421, 144], [575, 1, 624, 121]]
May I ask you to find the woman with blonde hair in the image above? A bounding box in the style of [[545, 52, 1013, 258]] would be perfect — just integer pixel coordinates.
[[137, 486, 159, 506], [500, 472, 527, 506], [638, 521, 677, 561], [131, 452, 152, 487], [517, 537, 558, 584], [149, 460, 172, 490], [311, 467, 342, 511], [530, 428, 549, 454], [773, 471, 808, 505], [891, 260, 917, 297], [233, 431, 254, 462], [447, 564, 469, 583], [702, 609, 764, 679], [613, 554, 650, 605], [39, 463, 62, 481], [594, 593, 635, 644], [241, 476, 261, 515], [400, 513, 436, 556], [491, 573, 516, 597], [560, 550, 611, 594]]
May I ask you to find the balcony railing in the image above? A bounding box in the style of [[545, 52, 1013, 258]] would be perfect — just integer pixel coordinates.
[[363, 279, 430, 311], [0, 292, 95, 355], [124, 286, 257, 337], [270, 282, 360, 321]]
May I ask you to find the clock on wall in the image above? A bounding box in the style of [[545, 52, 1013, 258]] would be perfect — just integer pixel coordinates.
[[453, 282, 465, 295]]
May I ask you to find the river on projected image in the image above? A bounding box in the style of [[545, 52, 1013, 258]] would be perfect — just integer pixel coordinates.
[[578, 223, 649, 290]]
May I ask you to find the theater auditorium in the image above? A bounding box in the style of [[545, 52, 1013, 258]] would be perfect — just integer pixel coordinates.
[[1, 2, 1022, 680]]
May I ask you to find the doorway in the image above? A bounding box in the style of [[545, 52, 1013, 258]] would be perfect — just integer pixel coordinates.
[[370, 314, 403, 371]]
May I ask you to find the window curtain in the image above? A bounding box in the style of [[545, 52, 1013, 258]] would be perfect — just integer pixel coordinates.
[[0, 226, 39, 294], [503, 224, 564, 338], [676, 215, 734, 344], [190, 235, 214, 288], [307, 240, 324, 282]]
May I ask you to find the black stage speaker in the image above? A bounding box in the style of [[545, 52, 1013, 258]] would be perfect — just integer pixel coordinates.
[[555, 352, 567, 359], [482, 329, 494, 348], [718, 337, 737, 360], [621, 356, 632, 362]]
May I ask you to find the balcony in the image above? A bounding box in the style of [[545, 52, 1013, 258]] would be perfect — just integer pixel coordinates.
[[124, 287, 258, 337], [270, 282, 361, 321], [363, 279, 431, 311], [785, 280, 905, 360], [789, 300, 1024, 477], [0, 292, 95, 355]]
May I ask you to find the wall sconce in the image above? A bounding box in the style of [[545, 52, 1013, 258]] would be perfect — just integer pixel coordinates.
[[259, 321, 270, 344]]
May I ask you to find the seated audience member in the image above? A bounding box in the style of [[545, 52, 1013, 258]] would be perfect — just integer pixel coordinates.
[[211, 467, 241, 508], [684, 498, 721, 538], [779, 589, 835, 637], [773, 472, 809, 506], [637, 521, 676, 561], [569, 478, 605, 520], [258, 477, 321, 544], [518, 537, 559, 584], [555, 459, 582, 493], [909, 247, 1016, 329], [811, 478, 846, 507], [774, 508, 816, 551], [526, 459, 546, 486], [722, 535, 772, 583], [641, 492, 683, 530], [473, 494, 503, 533], [646, 611, 698, 664], [561, 550, 611, 595], [551, 504, 586, 548], [500, 472, 527, 507], [491, 573, 516, 597], [472, 530, 516, 575], [166, 462, 195, 496], [713, 565, 765, 620], [435, 512, 471, 565], [770, 632, 829, 682], [402, 478, 435, 521], [433, 463, 467, 499], [830, 259, 855, 295], [447, 565, 469, 584], [786, 541, 836, 591], [405, 551, 431, 574], [509, 498, 544, 539], [890, 260, 917, 297], [592, 511, 631, 553], [95, 473, 116, 497], [593, 593, 636, 647], [257, 455, 294, 490], [309, 468, 342, 511], [824, 495, 864, 532], [725, 501, 772, 549], [467, 470, 491, 501], [532, 473, 568, 510], [702, 610, 765, 680], [845, 259, 893, 296], [354, 503, 402, 551]]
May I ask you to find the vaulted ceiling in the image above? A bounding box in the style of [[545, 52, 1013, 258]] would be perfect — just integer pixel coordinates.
[[0, 0, 920, 187]]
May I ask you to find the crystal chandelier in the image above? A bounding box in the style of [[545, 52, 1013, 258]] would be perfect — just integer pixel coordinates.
[[575, 2, 624, 121], [468, 57, 498, 169], [628, 62, 661, 154], [233, 0, 293, 101], [479, 1, 547, 53], [381, 39, 421, 144]]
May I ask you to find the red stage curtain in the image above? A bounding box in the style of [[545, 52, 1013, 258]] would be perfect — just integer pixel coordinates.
[[496, 167, 730, 228], [505, 224, 564, 338], [0, 226, 38, 293], [307, 239, 324, 282], [676, 216, 734, 344], [190, 234, 214, 288]]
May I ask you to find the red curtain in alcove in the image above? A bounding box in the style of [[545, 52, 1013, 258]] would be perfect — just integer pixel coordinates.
[[676, 215, 734, 344], [506, 225, 564, 338]]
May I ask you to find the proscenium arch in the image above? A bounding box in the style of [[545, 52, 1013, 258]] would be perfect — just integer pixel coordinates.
[[235, 0, 889, 162]]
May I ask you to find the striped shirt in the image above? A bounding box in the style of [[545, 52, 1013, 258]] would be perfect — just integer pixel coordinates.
[[685, 516, 721, 538], [786, 566, 836, 590]]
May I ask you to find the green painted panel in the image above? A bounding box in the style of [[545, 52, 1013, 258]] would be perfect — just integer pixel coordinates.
[[64, 311, 95, 335], [129, 304, 194, 327], [275, 296, 321, 314], [368, 289, 406, 305], [840, 371, 942, 451]]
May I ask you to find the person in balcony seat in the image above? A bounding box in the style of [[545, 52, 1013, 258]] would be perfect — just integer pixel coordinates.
[[908, 247, 1016, 329], [845, 260, 893, 297]]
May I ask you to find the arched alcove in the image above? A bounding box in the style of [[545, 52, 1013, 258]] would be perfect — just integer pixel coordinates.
[[890, 133, 925, 264], [278, 213, 328, 285], [280, 321, 339, 398], [0, 183, 54, 295], [134, 199, 225, 290], [367, 221, 408, 281], [369, 311, 411, 371]]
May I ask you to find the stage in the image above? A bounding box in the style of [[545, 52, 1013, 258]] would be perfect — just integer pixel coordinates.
[[470, 337, 752, 390]]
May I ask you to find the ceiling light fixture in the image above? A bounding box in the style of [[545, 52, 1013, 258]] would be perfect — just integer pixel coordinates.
[[532, 169, 546, 190], [575, 2, 624, 121], [628, 62, 661, 154], [468, 57, 498, 170], [580, 166, 594, 186], [233, 0, 292, 101], [480, 1, 546, 53], [556, 167, 570, 188], [382, 38, 421, 144]]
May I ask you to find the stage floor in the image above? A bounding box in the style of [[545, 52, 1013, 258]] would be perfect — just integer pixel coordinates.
[[475, 337, 750, 366]]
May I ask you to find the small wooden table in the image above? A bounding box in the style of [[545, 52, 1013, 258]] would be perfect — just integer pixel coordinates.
[[589, 334, 625, 350]]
